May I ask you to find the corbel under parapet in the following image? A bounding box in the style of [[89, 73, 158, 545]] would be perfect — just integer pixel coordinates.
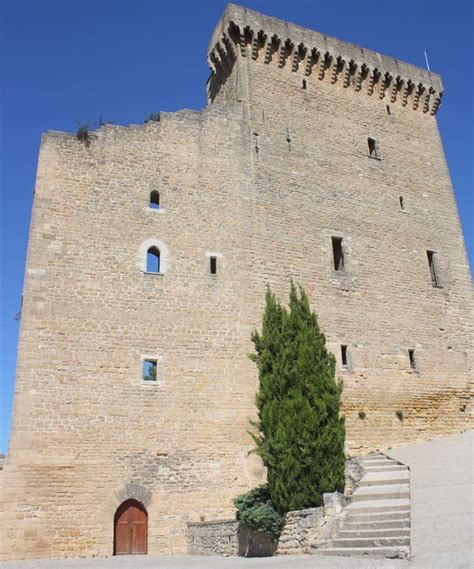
[[207, 9, 444, 115], [293, 43, 306, 72], [355, 64, 369, 92], [304, 48, 320, 76]]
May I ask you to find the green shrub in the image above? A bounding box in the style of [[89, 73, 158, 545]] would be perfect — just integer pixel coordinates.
[[76, 121, 95, 147], [233, 485, 285, 541]]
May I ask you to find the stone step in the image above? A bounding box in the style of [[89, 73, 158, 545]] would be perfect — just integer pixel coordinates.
[[359, 470, 409, 487], [345, 519, 410, 530], [346, 510, 411, 522], [364, 464, 407, 473], [317, 546, 410, 558], [338, 528, 410, 539], [346, 498, 410, 514], [328, 536, 410, 548], [362, 453, 387, 459], [351, 484, 410, 502], [360, 458, 400, 467]]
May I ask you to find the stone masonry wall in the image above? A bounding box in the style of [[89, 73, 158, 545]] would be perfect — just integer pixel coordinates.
[[187, 519, 239, 556], [276, 508, 325, 555], [1, 3, 472, 561], [209, 5, 472, 453], [0, 103, 267, 560]]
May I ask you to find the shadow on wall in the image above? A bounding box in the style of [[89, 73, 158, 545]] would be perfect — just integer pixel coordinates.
[[237, 524, 278, 557]]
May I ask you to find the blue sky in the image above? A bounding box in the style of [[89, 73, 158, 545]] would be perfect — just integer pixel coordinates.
[[0, 0, 472, 454]]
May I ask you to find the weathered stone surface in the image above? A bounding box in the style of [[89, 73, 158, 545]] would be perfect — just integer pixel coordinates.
[[323, 493, 346, 518], [1, 2, 472, 562], [344, 457, 365, 498], [277, 508, 325, 555], [187, 521, 277, 557], [187, 519, 239, 556]]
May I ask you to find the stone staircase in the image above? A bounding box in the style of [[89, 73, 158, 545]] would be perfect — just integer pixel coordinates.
[[317, 453, 411, 558]]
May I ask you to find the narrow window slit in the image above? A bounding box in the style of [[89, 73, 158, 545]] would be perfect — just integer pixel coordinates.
[[210, 256, 217, 275], [427, 250, 441, 287], [332, 237, 344, 272], [302, 79, 307, 89], [399, 196, 405, 210], [408, 349, 416, 370], [341, 345, 348, 367]]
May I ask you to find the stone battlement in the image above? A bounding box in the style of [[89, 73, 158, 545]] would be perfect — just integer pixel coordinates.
[[209, 3, 443, 114]]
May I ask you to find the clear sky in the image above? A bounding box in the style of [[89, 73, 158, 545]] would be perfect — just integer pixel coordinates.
[[0, 0, 472, 454]]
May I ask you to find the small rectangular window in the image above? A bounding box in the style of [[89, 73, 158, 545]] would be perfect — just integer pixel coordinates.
[[341, 345, 349, 367], [143, 360, 157, 381], [210, 256, 217, 275], [427, 250, 441, 287], [399, 196, 405, 210], [332, 237, 344, 272], [368, 137, 380, 159], [408, 349, 416, 370]]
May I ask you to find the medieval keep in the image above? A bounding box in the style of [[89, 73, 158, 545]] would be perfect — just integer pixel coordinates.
[[1, 3, 472, 560]]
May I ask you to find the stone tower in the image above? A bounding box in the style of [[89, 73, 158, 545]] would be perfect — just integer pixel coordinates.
[[1, 3, 471, 561]]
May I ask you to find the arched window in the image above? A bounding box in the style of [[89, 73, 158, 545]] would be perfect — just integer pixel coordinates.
[[140, 238, 167, 274], [150, 191, 160, 209], [146, 247, 160, 273]]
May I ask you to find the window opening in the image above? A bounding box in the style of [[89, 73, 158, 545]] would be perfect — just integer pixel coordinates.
[[341, 345, 348, 367], [150, 191, 160, 209], [368, 137, 380, 159], [427, 250, 441, 287], [386, 104, 391, 115], [210, 256, 217, 275], [143, 360, 157, 381], [399, 196, 405, 210], [332, 237, 344, 272], [408, 349, 416, 370], [302, 79, 307, 89], [146, 247, 160, 273]]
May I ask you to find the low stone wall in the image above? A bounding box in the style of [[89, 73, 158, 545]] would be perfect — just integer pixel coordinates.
[[187, 519, 239, 556], [187, 520, 277, 557], [187, 492, 345, 557], [276, 507, 324, 555]]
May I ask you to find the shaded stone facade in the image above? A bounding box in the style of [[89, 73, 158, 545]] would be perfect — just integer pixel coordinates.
[[0, 3, 472, 561]]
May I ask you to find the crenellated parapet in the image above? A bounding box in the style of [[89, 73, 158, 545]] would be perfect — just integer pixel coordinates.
[[208, 4, 443, 115]]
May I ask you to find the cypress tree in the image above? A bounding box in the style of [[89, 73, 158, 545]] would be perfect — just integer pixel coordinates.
[[250, 283, 345, 512]]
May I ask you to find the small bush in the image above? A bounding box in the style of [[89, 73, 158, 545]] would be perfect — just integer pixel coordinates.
[[395, 410, 404, 421], [76, 121, 95, 147], [233, 485, 285, 541], [358, 410, 366, 420]]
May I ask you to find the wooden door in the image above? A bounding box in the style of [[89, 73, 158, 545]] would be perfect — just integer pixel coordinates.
[[114, 499, 147, 555]]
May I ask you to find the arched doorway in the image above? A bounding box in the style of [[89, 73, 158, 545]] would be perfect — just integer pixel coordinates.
[[114, 499, 148, 555]]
